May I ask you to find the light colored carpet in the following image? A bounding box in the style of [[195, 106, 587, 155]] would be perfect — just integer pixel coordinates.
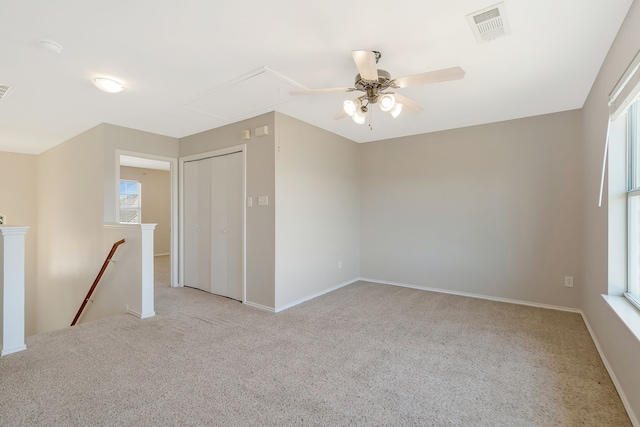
[[153, 254, 171, 289], [0, 256, 631, 426]]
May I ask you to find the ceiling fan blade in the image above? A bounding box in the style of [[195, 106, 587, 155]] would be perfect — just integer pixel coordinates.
[[333, 109, 348, 120], [289, 87, 354, 95], [352, 50, 379, 81], [393, 66, 465, 89], [391, 93, 423, 113]]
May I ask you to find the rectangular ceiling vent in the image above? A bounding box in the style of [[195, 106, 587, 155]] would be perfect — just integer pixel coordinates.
[[0, 84, 14, 101], [467, 2, 510, 44]]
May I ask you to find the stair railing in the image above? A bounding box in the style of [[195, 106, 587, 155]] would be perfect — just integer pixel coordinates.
[[71, 238, 125, 326]]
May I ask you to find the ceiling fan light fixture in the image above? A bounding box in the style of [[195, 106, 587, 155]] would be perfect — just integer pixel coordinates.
[[352, 107, 367, 124], [390, 103, 403, 118], [378, 94, 396, 112], [290, 50, 463, 125], [343, 98, 360, 116], [93, 77, 124, 93]]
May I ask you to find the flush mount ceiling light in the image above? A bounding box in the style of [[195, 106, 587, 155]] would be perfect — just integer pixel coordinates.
[[39, 38, 63, 54], [93, 77, 124, 93]]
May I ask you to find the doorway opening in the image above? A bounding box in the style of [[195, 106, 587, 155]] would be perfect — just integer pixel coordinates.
[[117, 152, 178, 287]]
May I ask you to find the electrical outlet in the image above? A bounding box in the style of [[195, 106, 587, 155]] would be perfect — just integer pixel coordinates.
[[338, 260, 342, 269], [564, 276, 574, 287]]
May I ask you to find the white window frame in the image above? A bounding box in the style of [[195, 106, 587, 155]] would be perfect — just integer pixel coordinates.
[[626, 98, 640, 310], [119, 179, 142, 224]]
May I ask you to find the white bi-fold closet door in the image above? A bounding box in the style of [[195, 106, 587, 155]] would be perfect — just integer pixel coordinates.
[[184, 151, 243, 301]]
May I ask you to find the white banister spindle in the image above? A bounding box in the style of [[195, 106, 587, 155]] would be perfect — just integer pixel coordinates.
[[0, 226, 29, 356]]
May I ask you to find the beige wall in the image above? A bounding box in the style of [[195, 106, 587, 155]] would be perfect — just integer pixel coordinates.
[[36, 125, 105, 334], [28, 123, 179, 335], [179, 113, 276, 308], [582, 0, 640, 422], [360, 110, 583, 309], [0, 152, 38, 336], [274, 113, 360, 309], [120, 167, 171, 255]]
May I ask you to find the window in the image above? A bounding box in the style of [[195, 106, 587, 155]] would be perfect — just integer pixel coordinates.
[[627, 98, 640, 308], [119, 180, 141, 223]]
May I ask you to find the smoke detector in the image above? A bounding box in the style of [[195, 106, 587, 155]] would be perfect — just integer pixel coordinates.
[[467, 2, 511, 44], [0, 84, 14, 101]]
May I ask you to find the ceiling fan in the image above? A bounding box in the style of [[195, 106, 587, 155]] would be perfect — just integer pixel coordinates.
[[290, 50, 465, 124]]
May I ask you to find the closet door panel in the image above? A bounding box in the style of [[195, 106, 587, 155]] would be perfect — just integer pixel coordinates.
[[196, 159, 212, 293], [226, 152, 243, 301], [183, 161, 200, 288], [210, 155, 229, 297], [183, 151, 243, 301]]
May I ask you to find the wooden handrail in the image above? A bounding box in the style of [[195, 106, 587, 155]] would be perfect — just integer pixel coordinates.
[[71, 239, 126, 326]]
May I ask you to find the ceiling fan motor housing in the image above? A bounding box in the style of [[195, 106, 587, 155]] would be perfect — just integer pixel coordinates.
[[355, 69, 394, 104]]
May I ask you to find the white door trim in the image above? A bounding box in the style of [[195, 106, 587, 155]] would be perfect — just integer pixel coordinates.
[[115, 150, 179, 287]]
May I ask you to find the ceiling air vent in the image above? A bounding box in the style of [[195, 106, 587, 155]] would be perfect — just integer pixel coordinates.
[[0, 84, 14, 101], [467, 2, 510, 44]]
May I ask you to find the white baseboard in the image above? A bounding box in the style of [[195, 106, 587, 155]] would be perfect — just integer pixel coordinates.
[[359, 277, 581, 313], [243, 301, 275, 313], [1, 344, 27, 356], [581, 312, 639, 427], [127, 309, 156, 319], [275, 278, 359, 313]]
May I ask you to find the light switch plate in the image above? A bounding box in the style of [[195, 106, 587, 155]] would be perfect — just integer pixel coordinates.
[[258, 196, 268, 206], [247, 197, 253, 207]]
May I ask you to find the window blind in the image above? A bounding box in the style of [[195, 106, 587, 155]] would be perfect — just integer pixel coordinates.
[[610, 49, 640, 120], [599, 48, 640, 207]]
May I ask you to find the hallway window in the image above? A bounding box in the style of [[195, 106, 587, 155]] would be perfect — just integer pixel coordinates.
[[120, 180, 141, 223]]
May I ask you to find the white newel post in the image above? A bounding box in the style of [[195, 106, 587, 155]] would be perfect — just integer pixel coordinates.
[[0, 226, 29, 356], [139, 224, 156, 319], [102, 224, 156, 321]]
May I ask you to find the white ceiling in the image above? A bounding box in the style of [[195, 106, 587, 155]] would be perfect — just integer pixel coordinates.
[[0, 0, 633, 154]]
